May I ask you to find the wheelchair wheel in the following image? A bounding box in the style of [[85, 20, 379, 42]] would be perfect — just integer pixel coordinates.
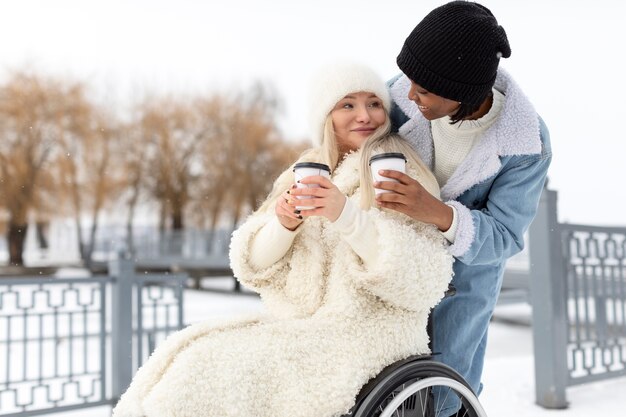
[[350, 359, 486, 417]]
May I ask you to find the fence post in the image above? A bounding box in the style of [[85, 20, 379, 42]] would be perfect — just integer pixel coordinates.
[[528, 189, 569, 409], [110, 252, 135, 403]]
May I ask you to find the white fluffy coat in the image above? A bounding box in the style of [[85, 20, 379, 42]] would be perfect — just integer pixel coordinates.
[[111, 150, 453, 417]]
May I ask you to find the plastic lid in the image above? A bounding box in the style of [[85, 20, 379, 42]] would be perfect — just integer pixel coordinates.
[[369, 152, 407, 165], [293, 162, 331, 172]]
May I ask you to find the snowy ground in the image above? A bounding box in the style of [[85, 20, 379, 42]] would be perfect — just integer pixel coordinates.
[[482, 304, 626, 416], [10, 277, 626, 417]]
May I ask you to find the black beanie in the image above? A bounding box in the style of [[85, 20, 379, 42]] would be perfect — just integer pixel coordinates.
[[397, 1, 511, 105]]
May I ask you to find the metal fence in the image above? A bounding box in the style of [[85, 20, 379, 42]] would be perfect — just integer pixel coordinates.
[[3, 190, 624, 413], [0, 257, 186, 416], [91, 228, 234, 292], [92, 227, 232, 266], [529, 190, 626, 408], [563, 224, 626, 386], [0, 276, 109, 416]]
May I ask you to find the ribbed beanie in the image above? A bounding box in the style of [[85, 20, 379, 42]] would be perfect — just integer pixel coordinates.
[[397, 1, 511, 105], [308, 62, 390, 145]]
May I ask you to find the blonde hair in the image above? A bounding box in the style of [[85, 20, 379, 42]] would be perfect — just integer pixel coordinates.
[[258, 108, 439, 214], [359, 132, 440, 209]]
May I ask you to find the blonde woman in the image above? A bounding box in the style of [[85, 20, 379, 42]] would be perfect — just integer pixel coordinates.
[[112, 62, 453, 417]]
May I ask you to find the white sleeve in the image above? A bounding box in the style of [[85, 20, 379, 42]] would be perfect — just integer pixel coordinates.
[[249, 216, 301, 270], [329, 198, 379, 266], [441, 203, 459, 243]]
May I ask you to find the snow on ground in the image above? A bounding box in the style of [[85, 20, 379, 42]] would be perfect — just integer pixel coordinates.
[[18, 278, 626, 416], [482, 304, 626, 416]]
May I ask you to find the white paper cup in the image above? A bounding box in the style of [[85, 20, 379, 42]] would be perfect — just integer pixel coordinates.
[[369, 152, 407, 195], [293, 162, 331, 210]]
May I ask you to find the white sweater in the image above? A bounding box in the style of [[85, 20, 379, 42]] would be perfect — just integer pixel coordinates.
[[432, 89, 504, 242], [250, 198, 378, 270]]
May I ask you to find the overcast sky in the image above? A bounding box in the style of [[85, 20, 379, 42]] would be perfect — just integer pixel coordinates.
[[1, 0, 625, 226]]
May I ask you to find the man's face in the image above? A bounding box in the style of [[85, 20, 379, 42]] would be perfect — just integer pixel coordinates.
[[407, 80, 460, 121]]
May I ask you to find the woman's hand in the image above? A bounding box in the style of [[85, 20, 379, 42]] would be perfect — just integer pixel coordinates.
[[288, 176, 346, 222], [374, 170, 454, 232], [275, 185, 304, 231]]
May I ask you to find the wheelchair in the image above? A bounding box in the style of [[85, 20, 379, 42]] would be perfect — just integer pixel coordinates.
[[342, 285, 487, 417]]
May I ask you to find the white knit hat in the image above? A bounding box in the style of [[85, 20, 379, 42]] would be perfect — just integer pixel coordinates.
[[308, 62, 391, 145]]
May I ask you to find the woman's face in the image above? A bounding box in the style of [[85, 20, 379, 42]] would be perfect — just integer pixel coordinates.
[[408, 80, 460, 121], [331, 92, 386, 153]]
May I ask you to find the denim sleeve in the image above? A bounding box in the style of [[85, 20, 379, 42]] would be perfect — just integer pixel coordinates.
[[454, 119, 552, 266]]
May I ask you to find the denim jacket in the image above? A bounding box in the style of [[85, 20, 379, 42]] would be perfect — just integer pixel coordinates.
[[388, 69, 552, 268], [388, 69, 552, 397]]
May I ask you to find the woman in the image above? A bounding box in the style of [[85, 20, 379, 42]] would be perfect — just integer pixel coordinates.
[[112, 62, 453, 417], [378, 1, 552, 414]]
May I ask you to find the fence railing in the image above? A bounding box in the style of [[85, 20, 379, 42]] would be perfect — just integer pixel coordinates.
[[93, 228, 232, 267], [0, 276, 109, 416], [0, 256, 186, 417], [4, 190, 624, 413], [91, 228, 234, 290], [529, 190, 626, 408]]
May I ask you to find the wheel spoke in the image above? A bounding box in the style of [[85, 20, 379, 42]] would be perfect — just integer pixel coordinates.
[[436, 386, 453, 416], [418, 388, 429, 417], [424, 388, 431, 417]]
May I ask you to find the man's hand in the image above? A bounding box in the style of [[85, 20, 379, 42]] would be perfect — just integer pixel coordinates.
[[374, 170, 453, 232]]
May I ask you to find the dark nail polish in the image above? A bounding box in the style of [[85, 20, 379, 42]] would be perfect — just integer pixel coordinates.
[[297, 215, 303, 220], [294, 210, 301, 214], [287, 190, 290, 194]]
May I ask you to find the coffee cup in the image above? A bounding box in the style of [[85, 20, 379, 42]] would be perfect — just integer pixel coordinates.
[[292, 162, 331, 210], [369, 152, 407, 195]]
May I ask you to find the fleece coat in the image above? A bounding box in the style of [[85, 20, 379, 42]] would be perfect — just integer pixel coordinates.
[[111, 150, 454, 417]]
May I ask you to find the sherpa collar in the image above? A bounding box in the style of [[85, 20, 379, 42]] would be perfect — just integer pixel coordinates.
[[331, 151, 361, 196], [389, 68, 542, 201]]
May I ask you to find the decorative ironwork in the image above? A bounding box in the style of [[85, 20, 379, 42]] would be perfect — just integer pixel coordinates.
[[134, 274, 185, 368], [530, 190, 626, 409], [0, 262, 186, 417], [0, 277, 109, 416], [562, 224, 626, 385]]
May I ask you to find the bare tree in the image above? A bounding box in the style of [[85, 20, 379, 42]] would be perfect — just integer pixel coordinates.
[[116, 121, 148, 253], [0, 72, 89, 265], [138, 97, 207, 231], [187, 95, 231, 232], [81, 118, 125, 263], [0, 72, 308, 266], [226, 84, 307, 226], [191, 83, 307, 231], [45, 88, 126, 265]]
